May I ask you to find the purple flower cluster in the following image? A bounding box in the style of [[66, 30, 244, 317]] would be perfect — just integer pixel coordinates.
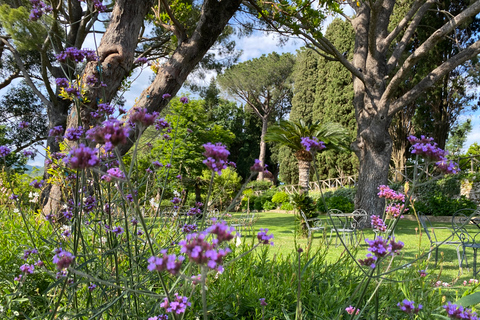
[[88, 283, 97, 292], [371, 215, 386, 232], [83, 195, 97, 213], [408, 135, 460, 174], [0, 146, 11, 157], [160, 293, 191, 314], [398, 299, 422, 314], [358, 253, 377, 268], [148, 315, 168, 320], [56, 78, 69, 87], [162, 93, 172, 99], [300, 136, 326, 153], [128, 108, 158, 127], [147, 250, 185, 275], [55, 47, 97, 63], [182, 224, 197, 233], [443, 302, 478, 319], [23, 248, 38, 260], [23, 150, 35, 158], [20, 264, 34, 274], [101, 167, 125, 182], [49, 126, 64, 137], [112, 226, 124, 236], [202, 142, 232, 175], [30, 179, 44, 189], [135, 57, 148, 65], [257, 228, 274, 245], [52, 248, 75, 270], [155, 118, 170, 131], [29, 0, 52, 21], [178, 221, 235, 272], [65, 144, 99, 169], [377, 185, 405, 202], [65, 127, 84, 141], [87, 119, 129, 152], [250, 159, 268, 173], [386, 203, 408, 218], [180, 96, 189, 104], [19, 121, 30, 129], [345, 306, 360, 315], [85, 75, 97, 86]]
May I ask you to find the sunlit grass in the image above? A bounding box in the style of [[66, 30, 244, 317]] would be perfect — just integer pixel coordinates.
[[227, 211, 474, 284]]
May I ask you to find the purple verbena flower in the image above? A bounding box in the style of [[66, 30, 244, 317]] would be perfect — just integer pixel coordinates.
[[160, 293, 191, 314], [65, 144, 99, 169], [443, 302, 477, 319], [148, 251, 185, 275], [162, 93, 172, 99], [52, 249, 75, 270], [259, 298, 268, 306], [345, 306, 360, 315], [20, 264, 34, 274], [398, 299, 422, 314], [65, 127, 84, 141], [300, 136, 326, 153], [257, 228, 274, 245], [19, 121, 30, 129], [49, 126, 63, 137], [202, 142, 231, 175], [358, 253, 377, 268], [101, 167, 125, 182], [250, 159, 267, 173], [0, 146, 11, 157], [180, 96, 189, 104]]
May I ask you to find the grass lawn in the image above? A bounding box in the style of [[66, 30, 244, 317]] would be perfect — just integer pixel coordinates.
[[227, 211, 475, 285]]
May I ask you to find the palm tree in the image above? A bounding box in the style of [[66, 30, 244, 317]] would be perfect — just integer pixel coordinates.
[[266, 120, 349, 192]]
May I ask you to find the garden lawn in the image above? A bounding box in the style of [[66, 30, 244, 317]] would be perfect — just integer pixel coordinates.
[[228, 211, 473, 284]]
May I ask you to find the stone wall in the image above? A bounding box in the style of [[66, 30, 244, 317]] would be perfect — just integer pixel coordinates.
[[460, 179, 480, 205]]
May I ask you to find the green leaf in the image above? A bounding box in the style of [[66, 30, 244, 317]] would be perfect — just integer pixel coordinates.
[[455, 292, 480, 307]]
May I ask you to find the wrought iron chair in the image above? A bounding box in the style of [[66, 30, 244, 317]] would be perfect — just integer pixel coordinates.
[[299, 210, 325, 239], [452, 208, 480, 276], [419, 212, 462, 269], [327, 209, 357, 246]]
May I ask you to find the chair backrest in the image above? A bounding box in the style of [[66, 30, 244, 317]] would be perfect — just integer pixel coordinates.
[[418, 212, 435, 244], [327, 209, 350, 229], [351, 209, 368, 229], [452, 208, 478, 244]]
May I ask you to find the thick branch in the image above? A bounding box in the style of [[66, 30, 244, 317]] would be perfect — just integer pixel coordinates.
[[388, 39, 480, 116], [384, 0, 480, 101], [0, 37, 52, 108], [0, 70, 21, 90], [386, 0, 434, 74], [160, 0, 187, 44], [384, 0, 425, 49], [116, 0, 242, 156]]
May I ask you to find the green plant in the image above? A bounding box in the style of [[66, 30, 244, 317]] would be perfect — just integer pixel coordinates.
[[291, 193, 317, 218], [262, 201, 276, 211], [280, 202, 294, 211], [271, 191, 289, 204], [246, 180, 273, 191]]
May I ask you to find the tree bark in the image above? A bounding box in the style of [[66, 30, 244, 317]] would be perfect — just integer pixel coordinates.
[[297, 159, 311, 193], [257, 116, 268, 181]]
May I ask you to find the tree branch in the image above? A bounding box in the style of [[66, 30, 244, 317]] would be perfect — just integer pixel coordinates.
[[384, 0, 480, 101], [0, 70, 21, 90], [388, 39, 480, 116], [385, 0, 434, 74], [0, 37, 52, 108], [159, 0, 187, 44], [384, 0, 425, 49]]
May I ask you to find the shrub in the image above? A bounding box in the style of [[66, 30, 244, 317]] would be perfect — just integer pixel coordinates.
[[246, 180, 273, 191], [281, 202, 294, 211], [414, 195, 476, 216], [271, 191, 289, 204], [254, 197, 264, 211], [262, 201, 276, 211]]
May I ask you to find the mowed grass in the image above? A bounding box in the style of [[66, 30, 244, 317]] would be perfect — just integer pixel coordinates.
[[226, 211, 474, 284]]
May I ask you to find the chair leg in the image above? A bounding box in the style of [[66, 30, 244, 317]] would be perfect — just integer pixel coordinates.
[[472, 248, 476, 276], [456, 246, 462, 274]]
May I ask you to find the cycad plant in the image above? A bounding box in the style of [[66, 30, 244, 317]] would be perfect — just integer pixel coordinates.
[[266, 119, 349, 192]]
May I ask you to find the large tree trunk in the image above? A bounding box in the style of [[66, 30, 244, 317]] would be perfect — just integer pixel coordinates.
[[257, 116, 268, 181]]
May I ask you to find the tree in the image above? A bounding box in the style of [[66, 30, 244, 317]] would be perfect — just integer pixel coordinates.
[[217, 52, 295, 180], [247, 0, 480, 216], [446, 119, 473, 155], [0, 0, 243, 212], [266, 119, 349, 192]]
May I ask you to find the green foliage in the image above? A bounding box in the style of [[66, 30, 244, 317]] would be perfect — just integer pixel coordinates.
[[0, 4, 49, 51], [202, 167, 242, 210], [271, 191, 289, 204], [280, 202, 294, 210], [446, 119, 473, 155], [414, 195, 476, 217], [317, 195, 354, 213], [291, 193, 317, 218], [414, 174, 477, 216], [262, 200, 275, 211], [246, 180, 273, 191]]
